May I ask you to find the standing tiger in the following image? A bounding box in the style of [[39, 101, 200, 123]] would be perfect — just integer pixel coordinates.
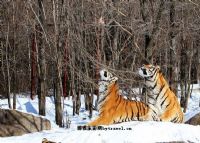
[[87, 69, 159, 126], [138, 64, 184, 123]]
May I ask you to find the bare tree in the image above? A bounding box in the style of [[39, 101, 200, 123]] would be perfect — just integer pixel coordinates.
[[37, 0, 47, 116], [31, 33, 37, 100], [12, 0, 17, 109], [52, 0, 64, 126], [5, 23, 12, 109], [168, 0, 176, 92]]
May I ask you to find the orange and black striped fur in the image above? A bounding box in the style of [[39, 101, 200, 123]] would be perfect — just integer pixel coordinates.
[[88, 69, 159, 126], [138, 64, 184, 123]]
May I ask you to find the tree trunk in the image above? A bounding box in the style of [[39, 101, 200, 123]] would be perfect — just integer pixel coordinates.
[[89, 87, 93, 119], [31, 33, 37, 100], [1, 43, 6, 99], [180, 39, 187, 108], [12, 0, 17, 109], [54, 48, 63, 126], [55, 70, 63, 126], [12, 37, 17, 109], [140, 0, 165, 62], [140, 0, 150, 62], [6, 48, 11, 109], [5, 24, 12, 109], [95, 19, 102, 109], [168, 0, 178, 95], [85, 91, 89, 111], [53, 0, 63, 127], [183, 46, 193, 113], [63, 39, 68, 98], [37, 0, 46, 116], [70, 47, 76, 116], [75, 85, 81, 115], [75, 55, 81, 115], [112, 27, 119, 69]]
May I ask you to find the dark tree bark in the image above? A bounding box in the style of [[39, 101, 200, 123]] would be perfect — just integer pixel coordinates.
[[53, 0, 63, 127], [140, 0, 150, 61], [183, 47, 193, 113], [168, 0, 178, 95], [55, 69, 63, 126], [180, 39, 187, 107], [71, 52, 76, 116], [63, 39, 68, 98], [5, 23, 12, 109], [31, 33, 37, 100], [12, 1, 17, 109], [89, 87, 93, 119], [95, 21, 101, 109], [85, 93, 89, 111], [12, 40, 17, 109], [140, 0, 165, 62], [75, 82, 81, 115], [37, 0, 47, 116]]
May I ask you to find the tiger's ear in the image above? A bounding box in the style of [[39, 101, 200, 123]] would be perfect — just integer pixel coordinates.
[[156, 65, 160, 70], [114, 76, 118, 81]]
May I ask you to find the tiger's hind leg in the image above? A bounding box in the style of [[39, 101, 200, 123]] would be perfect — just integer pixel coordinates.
[[87, 117, 112, 126], [160, 110, 173, 122], [160, 110, 182, 123]]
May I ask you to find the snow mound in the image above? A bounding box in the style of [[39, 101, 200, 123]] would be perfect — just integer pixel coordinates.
[[0, 121, 200, 143], [0, 89, 200, 143]]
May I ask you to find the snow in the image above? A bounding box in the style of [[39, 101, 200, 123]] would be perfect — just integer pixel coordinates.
[[184, 88, 200, 122], [1, 121, 200, 143], [0, 85, 200, 143]]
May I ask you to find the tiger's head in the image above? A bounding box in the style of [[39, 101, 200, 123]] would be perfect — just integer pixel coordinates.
[[138, 64, 160, 79], [99, 69, 118, 93]]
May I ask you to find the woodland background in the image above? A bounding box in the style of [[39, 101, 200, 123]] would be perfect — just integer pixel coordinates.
[[0, 0, 200, 126]]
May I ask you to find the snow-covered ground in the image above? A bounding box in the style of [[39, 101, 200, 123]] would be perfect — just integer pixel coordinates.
[[0, 85, 200, 143], [184, 84, 200, 122]]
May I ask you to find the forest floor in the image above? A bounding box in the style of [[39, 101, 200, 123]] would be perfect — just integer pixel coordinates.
[[0, 85, 200, 143]]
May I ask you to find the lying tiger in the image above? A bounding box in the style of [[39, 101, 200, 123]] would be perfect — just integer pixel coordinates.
[[138, 64, 184, 123], [88, 69, 159, 126]]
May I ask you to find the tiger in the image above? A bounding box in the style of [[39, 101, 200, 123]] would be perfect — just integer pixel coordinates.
[[138, 64, 184, 123], [87, 69, 160, 126]]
